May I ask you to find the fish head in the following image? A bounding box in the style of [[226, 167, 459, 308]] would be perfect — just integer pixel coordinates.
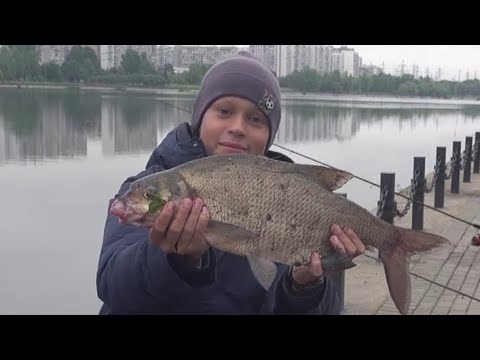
[[110, 177, 170, 227]]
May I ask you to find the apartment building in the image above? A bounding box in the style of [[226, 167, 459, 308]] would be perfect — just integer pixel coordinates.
[[251, 45, 362, 78]]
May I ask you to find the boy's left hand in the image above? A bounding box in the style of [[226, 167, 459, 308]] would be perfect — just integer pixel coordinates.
[[291, 224, 366, 287]]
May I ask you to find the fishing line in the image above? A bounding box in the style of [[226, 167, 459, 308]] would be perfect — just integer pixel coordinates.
[[272, 143, 480, 230], [362, 252, 480, 305], [156, 97, 480, 231], [155, 97, 480, 308]]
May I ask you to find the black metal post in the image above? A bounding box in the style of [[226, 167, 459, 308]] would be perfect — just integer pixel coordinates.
[[474, 132, 480, 174], [377, 173, 396, 261], [464, 136, 472, 183], [434, 147, 446, 209], [412, 157, 425, 231], [451, 141, 461, 194]]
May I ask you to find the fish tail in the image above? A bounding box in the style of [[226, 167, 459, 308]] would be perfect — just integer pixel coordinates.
[[380, 226, 449, 315]]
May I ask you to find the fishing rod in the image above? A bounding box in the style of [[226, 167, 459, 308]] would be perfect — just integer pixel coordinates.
[[154, 98, 480, 230]]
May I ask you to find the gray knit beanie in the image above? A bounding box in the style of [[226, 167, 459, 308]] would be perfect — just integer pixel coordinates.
[[191, 51, 281, 151]]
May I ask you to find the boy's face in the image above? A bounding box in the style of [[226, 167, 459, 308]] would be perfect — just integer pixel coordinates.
[[199, 96, 270, 156]]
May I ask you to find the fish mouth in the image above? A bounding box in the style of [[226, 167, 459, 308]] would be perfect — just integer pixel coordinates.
[[110, 199, 153, 226]]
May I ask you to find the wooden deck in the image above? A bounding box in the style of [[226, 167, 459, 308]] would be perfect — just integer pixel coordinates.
[[343, 165, 480, 315]]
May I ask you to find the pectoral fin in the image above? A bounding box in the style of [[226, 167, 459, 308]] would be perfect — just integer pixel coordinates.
[[247, 255, 278, 291], [204, 221, 276, 290], [204, 220, 258, 255], [205, 220, 257, 242]]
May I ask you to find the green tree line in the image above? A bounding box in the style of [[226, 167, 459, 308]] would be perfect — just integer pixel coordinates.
[[280, 67, 480, 99], [0, 45, 212, 88], [2, 46, 480, 99]]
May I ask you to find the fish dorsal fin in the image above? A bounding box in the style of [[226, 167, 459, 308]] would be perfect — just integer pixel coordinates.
[[295, 164, 353, 191]]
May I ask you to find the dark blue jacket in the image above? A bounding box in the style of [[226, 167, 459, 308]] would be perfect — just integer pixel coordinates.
[[96, 122, 343, 315]]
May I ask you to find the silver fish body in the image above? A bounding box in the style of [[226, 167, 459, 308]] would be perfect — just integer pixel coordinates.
[[171, 155, 392, 264], [111, 154, 449, 315]]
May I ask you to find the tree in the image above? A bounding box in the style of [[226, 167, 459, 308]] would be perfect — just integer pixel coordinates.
[[185, 63, 211, 84], [162, 63, 175, 80], [61, 45, 101, 82], [0, 46, 15, 80], [11, 45, 41, 81], [41, 63, 62, 81], [0, 45, 41, 81], [120, 50, 157, 75]]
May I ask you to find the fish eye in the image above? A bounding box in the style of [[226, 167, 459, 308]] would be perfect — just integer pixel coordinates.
[[143, 186, 156, 200]]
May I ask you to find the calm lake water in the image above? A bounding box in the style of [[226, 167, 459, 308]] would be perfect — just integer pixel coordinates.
[[1, 87, 480, 314]]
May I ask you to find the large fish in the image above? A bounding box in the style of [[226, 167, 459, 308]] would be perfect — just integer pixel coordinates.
[[110, 154, 449, 315]]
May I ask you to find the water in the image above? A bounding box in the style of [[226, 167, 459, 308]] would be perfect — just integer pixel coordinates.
[[1, 87, 480, 314]]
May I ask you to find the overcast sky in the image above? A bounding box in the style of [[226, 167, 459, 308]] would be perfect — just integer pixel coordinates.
[[338, 45, 480, 80], [228, 45, 480, 81]]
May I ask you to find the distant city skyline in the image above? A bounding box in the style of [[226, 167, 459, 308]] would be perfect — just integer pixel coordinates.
[[221, 45, 480, 81], [337, 45, 480, 80], [5, 45, 478, 81]]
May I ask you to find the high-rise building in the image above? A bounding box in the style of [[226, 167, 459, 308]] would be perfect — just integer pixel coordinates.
[[252, 45, 362, 78], [38, 45, 73, 65], [249, 45, 277, 70]]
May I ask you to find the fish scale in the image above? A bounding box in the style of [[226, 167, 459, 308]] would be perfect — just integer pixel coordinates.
[[177, 157, 298, 262], [111, 153, 450, 315], [176, 155, 391, 264]]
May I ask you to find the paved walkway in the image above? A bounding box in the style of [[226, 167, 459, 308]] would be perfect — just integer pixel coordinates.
[[342, 164, 480, 315]]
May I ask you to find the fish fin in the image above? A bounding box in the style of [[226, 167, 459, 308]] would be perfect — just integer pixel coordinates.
[[204, 220, 276, 290], [394, 226, 450, 255], [247, 255, 278, 291], [381, 226, 449, 315], [320, 252, 357, 274], [204, 220, 257, 252], [380, 248, 411, 316], [295, 164, 353, 191]]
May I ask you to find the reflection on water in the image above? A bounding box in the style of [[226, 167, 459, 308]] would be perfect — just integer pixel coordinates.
[[101, 96, 158, 156], [2, 89, 480, 164], [276, 104, 480, 144], [2, 88, 480, 314], [0, 89, 193, 164], [0, 90, 89, 163]]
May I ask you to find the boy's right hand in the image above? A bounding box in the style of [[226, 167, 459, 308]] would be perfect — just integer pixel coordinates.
[[149, 198, 210, 263]]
